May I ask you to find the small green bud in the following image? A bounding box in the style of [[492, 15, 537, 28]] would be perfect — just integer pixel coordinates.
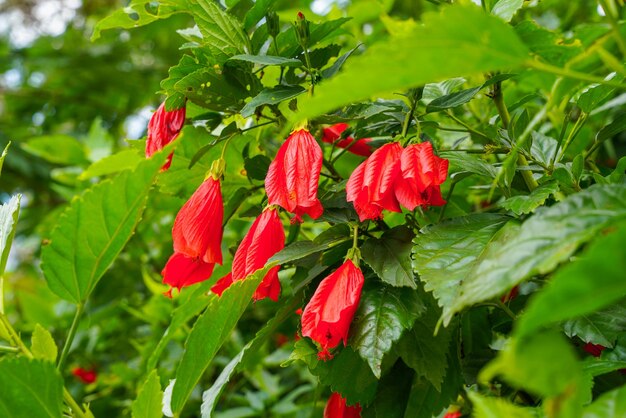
[[266, 11, 280, 38], [294, 11, 310, 47]]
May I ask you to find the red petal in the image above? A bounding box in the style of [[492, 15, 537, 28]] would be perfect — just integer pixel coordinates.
[[324, 392, 362, 418], [146, 102, 186, 170], [162, 252, 215, 292], [211, 273, 234, 297]]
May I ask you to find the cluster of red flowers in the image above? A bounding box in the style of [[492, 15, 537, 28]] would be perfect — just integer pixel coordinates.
[[71, 367, 97, 384]]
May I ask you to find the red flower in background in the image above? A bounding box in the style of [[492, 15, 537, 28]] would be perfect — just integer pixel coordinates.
[[146, 102, 186, 170], [172, 176, 223, 264], [211, 208, 285, 301], [301, 260, 364, 360], [394, 142, 448, 210], [72, 367, 97, 384], [346, 142, 402, 221], [265, 129, 323, 223], [443, 412, 462, 418], [324, 392, 361, 418], [162, 253, 216, 298], [583, 342, 606, 357], [322, 123, 373, 157]]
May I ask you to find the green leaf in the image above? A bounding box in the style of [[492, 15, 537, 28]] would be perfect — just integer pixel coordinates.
[[0, 142, 9, 176], [292, 5, 528, 121], [201, 295, 302, 417], [582, 384, 626, 418], [243, 154, 271, 181], [240, 85, 306, 118], [132, 370, 163, 418], [425, 86, 482, 113], [185, 0, 250, 64], [450, 184, 626, 325], [597, 113, 626, 143], [468, 391, 537, 418], [350, 283, 425, 378], [563, 300, 626, 348], [517, 221, 626, 339], [286, 340, 378, 406], [361, 226, 416, 288], [582, 359, 626, 377], [269, 235, 351, 265], [439, 151, 498, 179], [397, 299, 452, 391], [363, 361, 414, 418], [0, 358, 63, 418], [0, 194, 21, 280], [490, 0, 524, 22], [242, 0, 274, 31], [499, 180, 559, 215], [42, 149, 169, 303], [229, 54, 302, 67], [170, 271, 265, 413], [412, 214, 509, 325], [31, 324, 58, 362], [22, 135, 88, 166], [79, 149, 143, 180], [403, 376, 455, 418], [91, 0, 183, 40], [277, 18, 351, 58], [577, 77, 619, 113]]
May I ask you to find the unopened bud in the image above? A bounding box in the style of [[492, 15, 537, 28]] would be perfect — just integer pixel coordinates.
[[266, 11, 279, 38], [294, 12, 310, 47]]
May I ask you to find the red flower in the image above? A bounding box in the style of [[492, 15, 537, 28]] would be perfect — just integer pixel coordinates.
[[583, 343, 606, 357], [500, 285, 519, 303], [443, 412, 462, 418], [324, 392, 361, 418], [211, 208, 285, 301], [394, 142, 448, 210], [322, 123, 373, 157], [346, 142, 403, 221], [172, 176, 223, 264], [146, 102, 186, 170], [301, 260, 364, 360], [72, 367, 97, 384], [265, 129, 323, 223], [162, 252, 215, 297]]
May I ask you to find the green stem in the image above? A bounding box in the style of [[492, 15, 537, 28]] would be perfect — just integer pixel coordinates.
[[401, 88, 421, 142], [0, 275, 4, 315], [437, 180, 457, 223], [272, 37, 284, 84], [57, 303, 84, 371], [555, 113, 587, 163], [0, 345, 18, 354], [445, 112, 493, 142], [302, 47, 315, 94], [63, 388, 89, 418], [526, 59, 626, 90], [598, 0, 626, 58]]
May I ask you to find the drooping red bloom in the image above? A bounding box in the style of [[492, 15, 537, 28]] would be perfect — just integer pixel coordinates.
[[394, 142, 448, 210], [72, 367, 97, 384], [146, 102, 186, 170], [265, 129, 323, 223], [324, 392, 361, 418], [162, 252, 216, 297], [172, 176, 223, 264], [443, 412, 462, 418], [583, 342, 606, 357], [301, 259, 364, 360], [210, 273, 233, 297], [322, 123, 373, 157], [346, 142, 403, 221]]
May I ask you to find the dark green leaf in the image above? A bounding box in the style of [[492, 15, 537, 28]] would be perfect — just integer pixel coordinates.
[[31, 324, 57, 362], [578, 78, 619, 113], [0, 194, 20, 279], [426, 87, 481, 113], [517, 221, 626, 339], [42, 148, 169, 303], [499, 180, 559, 215], [361, 226, 416, 288], [582, 359, 626, 377], [451, 185, 626, 325], [351, 283, 425, 377], [132, 370, 163, 418], [277, 18, 351, 58], [229, 54, 301, 67], [170, 271, 265, 413], [469, 391, 537, 418], [582, 384, 626, 418], [321, 44, 360, 79], [363, 361, 414, 418], [412, 214, 509, 325], [0, 358, 63, 418], [241, 85, 306, 118], [269, 235, 351, 265], [243, 154, 271, 181], [597, 113, 626, 143], [22, 135, 88, 166], [293, 5, 528, 121]]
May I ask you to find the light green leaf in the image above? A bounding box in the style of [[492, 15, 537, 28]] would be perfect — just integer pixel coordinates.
[[185, 0, 250, 63], [292, 4, 528, 122], [582, 384, 626, 418], [582, 359, 626, 377], [517, 221, 626, 339], [450, 185, 626, 325], [42, 149, 169, 303], [350, 283, 425, 378], [491, 0, 524, 22], [92, 0, 183, 40], [242, 0, 274, 31], [361, 226, 416, 288], [499, 180, 559, 215], [469, 391, 537, 418], [79, 149, 143, 180], [412, 214, 509, 325], [0, 194, 21, 280], [240, 85, 306, 118], [132, 370, 163, 418], [0, 142, 9, 175], [229, 54, 302, 67], [563, 300, 626, 348], [22, 135, 88, 166], [0, 358, 63, 418], [170, 270, 265, 413], [31, 324, 57, 362]]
